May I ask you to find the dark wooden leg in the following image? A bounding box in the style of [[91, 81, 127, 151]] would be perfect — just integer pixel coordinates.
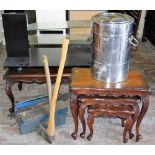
[[129, 114, 135, 139], [129, 105, 140, 139], [121, 119, 126, 127], [5, 79, 16, 114], [87, 114, 94, 141], [18, 81, 23, 91], [136, 96, 149, 142], [123, 116, 133, 143], [79, 104, 86, 138], [70, 93, 78, 140]]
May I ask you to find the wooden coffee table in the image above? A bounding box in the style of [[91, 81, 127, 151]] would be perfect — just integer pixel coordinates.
[[3, 46, 91, 114], [3, 67, 71, 114]]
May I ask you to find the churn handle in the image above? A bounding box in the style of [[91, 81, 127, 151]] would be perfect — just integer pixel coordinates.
[[129, 35, 138, 47]]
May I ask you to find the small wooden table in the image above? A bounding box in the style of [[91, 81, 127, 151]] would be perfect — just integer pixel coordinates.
[[3, 67, 71, 114], [70, 68, 151, 141]]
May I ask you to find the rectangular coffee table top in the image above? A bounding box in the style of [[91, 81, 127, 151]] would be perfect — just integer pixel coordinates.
[[70, 68, 150, 92]]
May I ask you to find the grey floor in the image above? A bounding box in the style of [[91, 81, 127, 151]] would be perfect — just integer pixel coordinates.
[[0, 41, 155, 144]]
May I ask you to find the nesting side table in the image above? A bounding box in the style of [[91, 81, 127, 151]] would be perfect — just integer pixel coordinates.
[[69, 68, 151, 141]]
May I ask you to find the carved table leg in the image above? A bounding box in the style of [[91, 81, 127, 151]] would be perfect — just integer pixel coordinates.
[[87, 114, 94, 141], [18, 82, 23, 91], [123, 116, 133, 143], [5, 80, 16, 114], [121, 119, 126, 127], [70, 93, 78, 140], [136, 96, 149, 142], [79, 104, 86, 138], [128, 114, 135, 140], [129, 105, 140, 139]]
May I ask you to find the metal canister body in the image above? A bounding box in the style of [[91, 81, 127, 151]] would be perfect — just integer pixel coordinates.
[[91, 13, 137, 83]]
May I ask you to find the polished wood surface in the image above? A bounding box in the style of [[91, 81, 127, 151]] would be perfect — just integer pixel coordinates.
[[3, 68, 71, 81], [71, 68, 150, 92], [70, 67, 151, 142], [78, 97, 140, 143], [3, 67, 71, 114], [87, 107, 137, 143]]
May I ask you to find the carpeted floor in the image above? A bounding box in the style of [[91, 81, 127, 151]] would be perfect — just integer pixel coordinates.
[[0, 41, 155, 144]]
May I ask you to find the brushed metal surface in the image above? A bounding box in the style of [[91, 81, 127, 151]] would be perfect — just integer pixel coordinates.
[[91, 13, 134, 83]]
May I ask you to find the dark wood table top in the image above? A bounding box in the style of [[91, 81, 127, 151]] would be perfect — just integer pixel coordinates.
[[3, 67, 71, 79], [70, 68, 151, 93]]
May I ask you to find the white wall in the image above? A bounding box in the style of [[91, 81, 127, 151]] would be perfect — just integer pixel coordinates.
[[36, 10, 66, 23]]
